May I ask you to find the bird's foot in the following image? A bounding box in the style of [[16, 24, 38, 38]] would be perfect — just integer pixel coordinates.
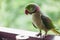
[[36, 33, 47, 40], [41, 35, 48, 40], [37, 33, 42, 36]]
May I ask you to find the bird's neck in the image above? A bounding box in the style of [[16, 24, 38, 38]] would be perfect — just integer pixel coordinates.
[[32, 10, 42, 17]]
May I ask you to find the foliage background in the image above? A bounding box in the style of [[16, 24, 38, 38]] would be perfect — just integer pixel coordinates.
[[0, 0, 60, 34]]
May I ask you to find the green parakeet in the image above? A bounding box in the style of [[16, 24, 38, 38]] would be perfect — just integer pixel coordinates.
[[25, 3, 60, 36]]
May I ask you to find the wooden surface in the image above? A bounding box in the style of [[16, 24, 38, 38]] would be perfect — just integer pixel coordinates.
[[0, 27, 60, 40]]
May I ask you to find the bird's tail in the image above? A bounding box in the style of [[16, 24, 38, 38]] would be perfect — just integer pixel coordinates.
[[51, 29, 60, 35]]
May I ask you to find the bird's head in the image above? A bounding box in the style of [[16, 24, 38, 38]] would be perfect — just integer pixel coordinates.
[[25, 3, 40, 15]]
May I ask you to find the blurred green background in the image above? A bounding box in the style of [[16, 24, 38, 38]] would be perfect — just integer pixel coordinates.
[[0, 0, 60, 33]]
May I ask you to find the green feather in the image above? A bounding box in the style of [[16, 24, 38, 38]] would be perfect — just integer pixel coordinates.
[[41, 15, 55, 30]]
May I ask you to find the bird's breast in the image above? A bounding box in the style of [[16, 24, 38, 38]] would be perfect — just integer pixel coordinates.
[[32, 15, 41, 26], [32, 14, 45, 30]]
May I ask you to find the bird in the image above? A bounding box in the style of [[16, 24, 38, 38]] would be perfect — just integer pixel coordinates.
[[25, 3, 60, 36]]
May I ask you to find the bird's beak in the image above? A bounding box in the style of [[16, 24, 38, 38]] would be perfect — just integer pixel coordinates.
[[25, 9, 29, 15]]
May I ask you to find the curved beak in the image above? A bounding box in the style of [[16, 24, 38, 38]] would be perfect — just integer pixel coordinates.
[[25, 9, 33, 15], [25, 9, 29, 15]]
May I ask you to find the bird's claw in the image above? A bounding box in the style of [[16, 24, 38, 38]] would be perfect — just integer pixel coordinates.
[[37, 33, 42, 36]]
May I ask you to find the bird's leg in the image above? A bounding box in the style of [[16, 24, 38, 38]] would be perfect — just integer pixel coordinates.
[[45, 31, 47, 36], [37, 30, 42, 36], [44, 31, 47, 38], [43, 31, 48, 40], [44, 30, 47, 38]]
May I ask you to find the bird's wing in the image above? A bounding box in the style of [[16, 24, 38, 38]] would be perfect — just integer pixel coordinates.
[[41, 15, 54, 30]]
